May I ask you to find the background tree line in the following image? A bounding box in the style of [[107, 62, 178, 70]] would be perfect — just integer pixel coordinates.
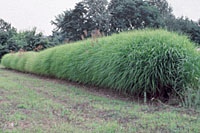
[[51, 0, 200, 44], [1, 0, 200, 59], [0, 19, 57, 59]]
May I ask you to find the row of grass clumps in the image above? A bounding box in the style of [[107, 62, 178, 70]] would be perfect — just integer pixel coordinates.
[[1, 29, 200, 107]]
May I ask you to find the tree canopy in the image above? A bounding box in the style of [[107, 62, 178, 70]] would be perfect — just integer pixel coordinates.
[[108, 0, 164, 32], [0, 19, 55, 59], [51, 0, 200, 45]]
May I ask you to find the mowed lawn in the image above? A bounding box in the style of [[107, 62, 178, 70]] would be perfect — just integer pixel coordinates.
[[0, 65, 199, 133]]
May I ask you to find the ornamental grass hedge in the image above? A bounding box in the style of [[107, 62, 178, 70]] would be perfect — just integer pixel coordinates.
[[1, 29, 200, 105]]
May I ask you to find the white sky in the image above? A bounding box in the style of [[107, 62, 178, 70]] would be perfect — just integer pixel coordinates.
[[167, 0, 200, 21], [0, 0, 199, 35], [0, 0, 81, 35]]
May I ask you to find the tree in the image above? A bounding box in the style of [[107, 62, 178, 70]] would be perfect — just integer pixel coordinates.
[[0, 18, 55, 59], [51, 0, 200, 45], [52, 2, 90, 42], [0, 18, 18, 59], [163, 16, 200, 45], [83, 0, 110, 34], [147, 0, 175, 29], [0, 18, 11, 32], [108, 0, 163, 32], [52, 0, 111, 42], [14, 28, 54, 51], [147, 0, 173, 17]]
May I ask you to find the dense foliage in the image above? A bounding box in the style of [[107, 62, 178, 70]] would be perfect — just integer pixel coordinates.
[[51, 0, 112, 42], [51, 0, 165, 42], [0, 19, 18, 59], [52, 0, 200, 45], [2, 30, 200, 107], [166, 17, 200, 45], [108, 0, 164, 32], [0, 19, 56, 59]]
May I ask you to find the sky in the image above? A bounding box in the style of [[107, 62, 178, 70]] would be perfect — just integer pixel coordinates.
[[0, 0, 199, 35], [167, 0, 200, 21]]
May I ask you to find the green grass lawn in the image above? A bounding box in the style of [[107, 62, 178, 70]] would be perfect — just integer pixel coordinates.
[[0, 65, 199, 133]]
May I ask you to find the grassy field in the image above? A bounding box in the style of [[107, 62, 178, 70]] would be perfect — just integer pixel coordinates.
[[0, 65, 199, 133]]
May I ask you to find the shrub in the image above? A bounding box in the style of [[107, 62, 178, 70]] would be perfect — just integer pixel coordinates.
[[1, 29, 200, 105], [16, 52, 36, 72], [1, 53, 12, 69], [24, 52, 37, 73]]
